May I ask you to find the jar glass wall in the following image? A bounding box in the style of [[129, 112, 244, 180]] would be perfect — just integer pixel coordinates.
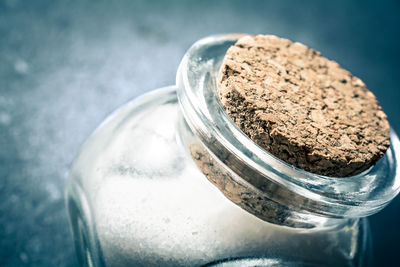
[[66, 35, 400, 266]]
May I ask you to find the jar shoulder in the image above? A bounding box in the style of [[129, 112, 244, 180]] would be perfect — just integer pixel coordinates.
[[67, 87, 370, 267]]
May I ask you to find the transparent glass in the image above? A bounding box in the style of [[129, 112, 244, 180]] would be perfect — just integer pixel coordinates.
[[66, 35, 400, 266]]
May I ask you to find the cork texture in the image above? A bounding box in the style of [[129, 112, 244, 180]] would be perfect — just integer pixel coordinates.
[[188, 143, 312, 228], [217, 34, 390, 177]]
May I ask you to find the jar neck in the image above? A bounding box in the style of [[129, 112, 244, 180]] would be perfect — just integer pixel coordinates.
[[178, 111, 351, 229], [176, 34, 400, 229]]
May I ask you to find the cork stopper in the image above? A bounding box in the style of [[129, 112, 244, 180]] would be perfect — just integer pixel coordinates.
[[217, 34, 390, 177]]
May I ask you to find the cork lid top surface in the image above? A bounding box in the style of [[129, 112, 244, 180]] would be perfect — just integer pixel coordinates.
[[217, 35, 390, 177]]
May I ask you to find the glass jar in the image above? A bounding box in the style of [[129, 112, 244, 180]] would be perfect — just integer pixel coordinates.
[[66, 35, 400, 267]]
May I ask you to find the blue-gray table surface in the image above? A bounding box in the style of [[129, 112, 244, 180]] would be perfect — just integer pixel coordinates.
[[1, 0, 399, 266]]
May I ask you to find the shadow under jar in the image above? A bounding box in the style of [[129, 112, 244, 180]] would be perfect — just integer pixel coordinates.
[[66, 35, 400, 267]]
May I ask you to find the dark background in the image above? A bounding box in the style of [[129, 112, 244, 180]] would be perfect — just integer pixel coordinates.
[[0, 0, 399, 266]]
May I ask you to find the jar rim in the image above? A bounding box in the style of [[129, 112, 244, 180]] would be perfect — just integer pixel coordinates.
[[176, 34, 400, 219]]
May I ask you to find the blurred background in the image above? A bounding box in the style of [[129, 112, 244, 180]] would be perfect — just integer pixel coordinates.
[[0, 0, 399, 266]]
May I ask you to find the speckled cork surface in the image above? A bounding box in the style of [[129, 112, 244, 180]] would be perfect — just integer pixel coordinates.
[[217, 35, 390, 177], [189, 143, 313, 228]]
